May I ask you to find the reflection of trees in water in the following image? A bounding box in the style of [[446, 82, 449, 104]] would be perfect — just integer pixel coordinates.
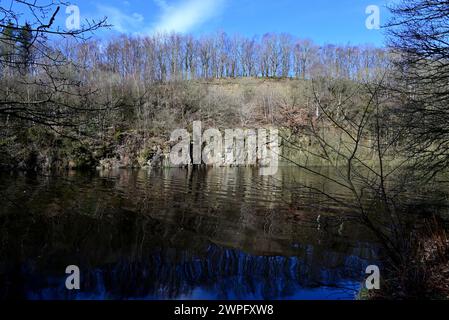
[[26, 244, 372, 300], [0, 169, 379, 299], [1, 214, 375, 300]]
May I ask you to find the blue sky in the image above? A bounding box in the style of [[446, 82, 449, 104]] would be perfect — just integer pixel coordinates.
[[53, 0, 395, 46]]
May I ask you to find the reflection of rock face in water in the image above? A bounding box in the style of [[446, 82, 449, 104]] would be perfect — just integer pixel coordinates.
[[0, 168, 379, 300]]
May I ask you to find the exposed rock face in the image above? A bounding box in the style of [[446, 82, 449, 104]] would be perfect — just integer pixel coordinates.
[[146, 145, 163, 167], [1, 126, 337, 172]]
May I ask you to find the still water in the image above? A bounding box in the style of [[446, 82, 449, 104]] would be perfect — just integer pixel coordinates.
[[0, 167, 379, 300]]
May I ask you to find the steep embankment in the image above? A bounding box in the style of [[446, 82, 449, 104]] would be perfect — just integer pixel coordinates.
[[0, 78, 376, 171]]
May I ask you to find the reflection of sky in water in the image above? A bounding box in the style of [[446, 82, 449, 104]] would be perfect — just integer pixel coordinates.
[[23, 245, 371, 300], [28, 285, 360, 300]]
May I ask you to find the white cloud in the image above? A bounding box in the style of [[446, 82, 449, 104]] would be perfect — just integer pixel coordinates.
[[97, 5, 145, 33], [150, 0, 226, 34]]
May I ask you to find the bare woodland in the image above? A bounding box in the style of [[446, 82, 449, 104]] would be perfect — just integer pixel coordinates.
[[0, 0, 449, 299]]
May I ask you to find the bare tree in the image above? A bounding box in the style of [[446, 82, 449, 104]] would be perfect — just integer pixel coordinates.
[[240, 37, 257, 77], [279, 33, 292, 78], [386, 0, 449, 180], [293, 39, 315, 80], [0, 0, 108, 127], [199, 36, 213, 79]]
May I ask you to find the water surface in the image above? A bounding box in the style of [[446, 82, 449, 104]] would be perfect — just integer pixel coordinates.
[[0, 167, 379, 300]]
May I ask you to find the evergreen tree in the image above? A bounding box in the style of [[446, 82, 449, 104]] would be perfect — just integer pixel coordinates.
[[0, 21, 17, 70], [17, 22, 33, 74]]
